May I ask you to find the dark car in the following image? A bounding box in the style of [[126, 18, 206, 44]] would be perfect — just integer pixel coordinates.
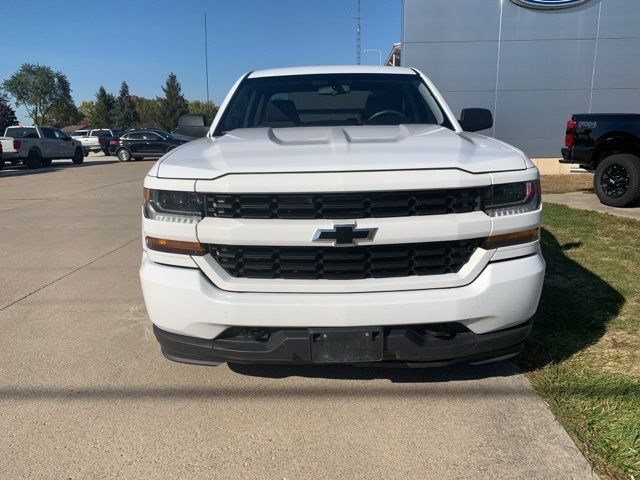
[[109, 129, 189, 162], [561, 113, 640, 207]]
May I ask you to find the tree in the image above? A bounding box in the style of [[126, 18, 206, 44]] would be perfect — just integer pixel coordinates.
[[78, 100, 95, 120], [46, 75, 82, 126], [187, 100, 218, 121], [48, 97, 82, 127], [156, 73, 187, 131], [113, 81, 139, 130], [131, 96, 160, 127], [0, 92, 18, 132], [91, 86, 115, 128], [2, 64, 72, 125]]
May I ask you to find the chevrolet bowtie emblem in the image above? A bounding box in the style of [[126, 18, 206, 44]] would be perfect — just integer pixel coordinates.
[[312, 224, 378, 247]]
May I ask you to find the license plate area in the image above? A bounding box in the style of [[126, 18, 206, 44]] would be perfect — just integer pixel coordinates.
[[310, 328, 383, 363]]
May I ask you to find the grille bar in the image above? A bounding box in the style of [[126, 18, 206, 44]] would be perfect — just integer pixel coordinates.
[[209, 240, 481, 280], [206, 188, 487, 219]]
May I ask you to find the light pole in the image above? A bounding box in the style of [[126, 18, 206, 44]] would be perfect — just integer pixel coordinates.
[[363, 48, 382, 66]]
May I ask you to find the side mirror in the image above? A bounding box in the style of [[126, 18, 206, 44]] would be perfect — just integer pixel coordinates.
[[459, 108, 493, 132]]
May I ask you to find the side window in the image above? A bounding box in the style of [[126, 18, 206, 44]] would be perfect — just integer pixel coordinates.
[[142, 132, 162, 140], [53, 129, 68, 139], [41, 128, 56, 139], [128, 132, 145, 140]]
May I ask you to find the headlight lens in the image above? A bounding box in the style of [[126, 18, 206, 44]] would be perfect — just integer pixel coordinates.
[[143, 188, 204, 223], [484, 180, 540, 217]]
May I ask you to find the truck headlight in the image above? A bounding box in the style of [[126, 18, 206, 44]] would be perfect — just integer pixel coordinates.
[[143, 188, 204, 223], [484, 180, 540, 217]]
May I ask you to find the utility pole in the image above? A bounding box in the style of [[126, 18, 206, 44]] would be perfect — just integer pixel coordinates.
[[204, 13, 210, 104], [355, 0, 361, 65]]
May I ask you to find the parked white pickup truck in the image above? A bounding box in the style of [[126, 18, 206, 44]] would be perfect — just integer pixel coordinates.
[[140, 65, 545, 367], [1, 126, 84, 168], [72, 128, 120, 156]]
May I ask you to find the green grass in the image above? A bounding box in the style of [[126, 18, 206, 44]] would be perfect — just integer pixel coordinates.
[[520, 203, 640, 479]]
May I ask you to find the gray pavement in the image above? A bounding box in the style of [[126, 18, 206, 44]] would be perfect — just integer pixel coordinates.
[[544, 191, 640, 221], [0, 157, 596, 479]]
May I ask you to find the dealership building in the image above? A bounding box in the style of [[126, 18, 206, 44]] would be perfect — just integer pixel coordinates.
[[399, 0, 640, 157]]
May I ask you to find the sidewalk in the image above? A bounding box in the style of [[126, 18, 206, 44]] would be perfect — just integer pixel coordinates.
[[544, 191, 640, 221]]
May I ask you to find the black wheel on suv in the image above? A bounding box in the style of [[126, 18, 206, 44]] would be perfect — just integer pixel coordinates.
[[25, 149, 43, 169], [72, 147, 85, 165], [594, 154, 640, 207], [117, 148, 132, 162]]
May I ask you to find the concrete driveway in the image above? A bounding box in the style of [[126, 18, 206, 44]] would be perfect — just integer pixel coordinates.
[[0, 158, 596, 479]]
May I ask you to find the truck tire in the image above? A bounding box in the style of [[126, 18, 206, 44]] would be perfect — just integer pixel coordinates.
[[24, 149, 43, 169], [41, 158, 53, 167], [84, 149, 90, 157], [117, 148, 132, 162], [72, 148, 85, 165], [594, 154, 640, 207], [0, 160, 4, 171]]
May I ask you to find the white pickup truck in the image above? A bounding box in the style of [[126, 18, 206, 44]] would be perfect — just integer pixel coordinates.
[[140, 65, 545, 367], [1, 126, 84, 168], [72, 128, 120, 156]]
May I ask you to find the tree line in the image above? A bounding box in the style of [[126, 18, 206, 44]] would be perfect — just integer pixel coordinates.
[[0, 63, 218, 133]]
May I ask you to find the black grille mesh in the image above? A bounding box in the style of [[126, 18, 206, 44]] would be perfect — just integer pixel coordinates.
[[209, 240, 481, 280], [206, 188, 486, 220]]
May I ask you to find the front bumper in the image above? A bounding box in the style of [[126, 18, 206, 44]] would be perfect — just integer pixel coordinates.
[[153, 319, 533, 366], [140, 251, 545, 364]]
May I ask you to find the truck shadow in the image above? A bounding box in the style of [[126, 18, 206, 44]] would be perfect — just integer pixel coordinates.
[[519, 228, 624, 371], [231, 228, 623, 382]]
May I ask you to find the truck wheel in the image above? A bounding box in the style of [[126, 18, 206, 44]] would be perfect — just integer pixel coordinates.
[[84, 148, 90, 157], [117, 148, 132, 162], [594, 154, 640, 207], [41, 158, 53, 167], [25, 149, 43, 169], [72, 148, 85, 165], [0, 160, 4, 171]]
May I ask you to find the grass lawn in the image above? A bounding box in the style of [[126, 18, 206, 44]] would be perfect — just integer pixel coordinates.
[[521, 203, 640, 479], [541, 173, 594, 194]]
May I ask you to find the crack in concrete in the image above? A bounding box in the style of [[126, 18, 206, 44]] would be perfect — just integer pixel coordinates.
[[0, 235, 141, 312]]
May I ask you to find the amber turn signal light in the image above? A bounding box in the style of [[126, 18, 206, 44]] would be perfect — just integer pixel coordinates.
[[482, 228, 540, 249], [146, 236, 207, 256]]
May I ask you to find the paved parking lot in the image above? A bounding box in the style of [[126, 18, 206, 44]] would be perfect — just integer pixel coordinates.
[[0, 158, 596, 479]]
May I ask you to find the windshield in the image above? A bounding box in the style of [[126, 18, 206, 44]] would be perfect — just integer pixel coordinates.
[[213, 73, 451, 135]]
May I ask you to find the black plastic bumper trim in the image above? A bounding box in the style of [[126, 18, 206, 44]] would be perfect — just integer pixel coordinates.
[[153, 319, 534, 367]]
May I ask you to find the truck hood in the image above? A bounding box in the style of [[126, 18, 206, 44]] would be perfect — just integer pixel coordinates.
[[155, 125, 527, 179]]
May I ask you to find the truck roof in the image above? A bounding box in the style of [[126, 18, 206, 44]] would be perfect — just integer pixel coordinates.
[[248, 65, 416, 78]]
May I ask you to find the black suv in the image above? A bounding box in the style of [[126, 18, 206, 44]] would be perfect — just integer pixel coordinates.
[[110, 129, 190, 162]]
